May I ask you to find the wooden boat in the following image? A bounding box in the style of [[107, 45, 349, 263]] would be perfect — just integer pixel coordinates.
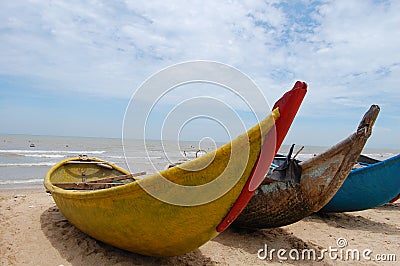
[[44, 81, 307, 256], [320, 153, 400, 212], [232, 105, 380, 228]]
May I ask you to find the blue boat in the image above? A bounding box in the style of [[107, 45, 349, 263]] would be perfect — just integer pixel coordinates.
[[320, 154, 400, 212]]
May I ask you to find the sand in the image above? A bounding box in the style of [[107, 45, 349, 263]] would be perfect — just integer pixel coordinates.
[[0, 188, 398, 266]]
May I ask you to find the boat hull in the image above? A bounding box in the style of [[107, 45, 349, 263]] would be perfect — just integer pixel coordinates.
[[320, 154, 400, 212], [47, 109, 275, 256]]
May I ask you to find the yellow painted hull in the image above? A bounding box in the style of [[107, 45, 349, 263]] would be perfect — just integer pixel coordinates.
[[45, 109, 279, 256]]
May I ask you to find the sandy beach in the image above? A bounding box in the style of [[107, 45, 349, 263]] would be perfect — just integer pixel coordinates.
[[0, 188, 398, 266]]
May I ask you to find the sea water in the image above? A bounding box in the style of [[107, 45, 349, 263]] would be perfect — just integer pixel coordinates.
[[0, 134, 217, 189], [0, 134, 398, 190]]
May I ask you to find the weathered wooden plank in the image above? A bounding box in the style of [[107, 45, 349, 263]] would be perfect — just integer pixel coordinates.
[[54, 182, 124, 190], [87, 172, 146, 183]]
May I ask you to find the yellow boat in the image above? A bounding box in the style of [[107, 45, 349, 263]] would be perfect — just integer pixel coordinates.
[[44, 82, 307, 256]]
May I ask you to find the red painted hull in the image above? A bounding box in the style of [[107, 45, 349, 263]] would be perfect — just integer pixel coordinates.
[[390, 193, 400, 203], [217, 81, 307, 232]]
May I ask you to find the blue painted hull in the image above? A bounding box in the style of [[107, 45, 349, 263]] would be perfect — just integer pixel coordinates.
[[320, 154, 400, 212]]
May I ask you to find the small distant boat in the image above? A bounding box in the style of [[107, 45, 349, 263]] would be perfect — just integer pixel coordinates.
[[29, 143, 35, 148], [44, 81, 307, 256], [233, 105, 379, 228], [320, 153, 400, 212], [167, 149, 207, 169]]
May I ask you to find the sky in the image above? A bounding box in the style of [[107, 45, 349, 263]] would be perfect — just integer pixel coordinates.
[[0, 0, 399, 149]]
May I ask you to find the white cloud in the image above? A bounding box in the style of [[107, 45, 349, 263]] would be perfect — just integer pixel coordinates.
[[0, 0, 399, 147]]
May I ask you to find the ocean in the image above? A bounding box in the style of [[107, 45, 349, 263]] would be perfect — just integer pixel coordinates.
[[0, 134, 398, 190]]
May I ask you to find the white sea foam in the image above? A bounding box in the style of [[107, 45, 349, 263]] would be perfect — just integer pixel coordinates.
[[363, 153, 395, 160], [17, 154, 66, 158], [0, 162, 55, 167], [0, 149, 106, 154], [0, 178, 43, 185], [295, 153, 317, 161], [106, 155, 163, 160]]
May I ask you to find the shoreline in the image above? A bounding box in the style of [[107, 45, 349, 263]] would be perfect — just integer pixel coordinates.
[[2, 132, 400, 151], [1, 188, 399, 265], [2, 150, 399, 191]]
